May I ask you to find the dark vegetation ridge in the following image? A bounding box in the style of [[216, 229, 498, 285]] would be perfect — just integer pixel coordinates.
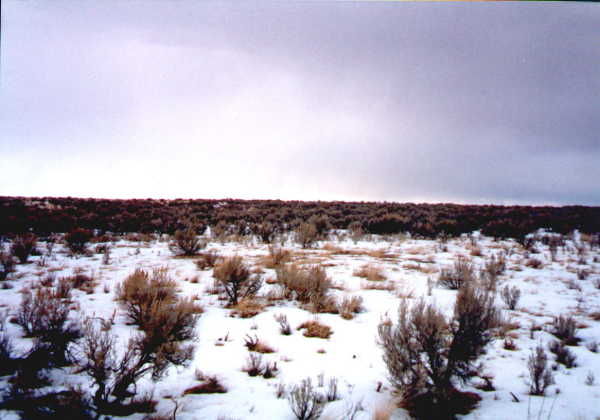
[[1, 196, 599, 239]]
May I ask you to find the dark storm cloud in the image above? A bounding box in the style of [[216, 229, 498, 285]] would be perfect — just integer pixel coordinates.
[[1, 1, 599, 204]]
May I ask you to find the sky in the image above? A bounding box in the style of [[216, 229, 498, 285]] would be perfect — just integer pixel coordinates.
[[1, 1, 599, 205]]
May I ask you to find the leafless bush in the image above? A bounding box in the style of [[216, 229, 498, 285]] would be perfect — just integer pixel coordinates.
[[549, 314, 580, 345], [527, 345, 554, 396], [11, 233, 38, 263], [378, 281, 498, 419], [169, 226, 207, 256], [438, 256, 475, 290], [287, 378, 324, 420], [548, 340, 577, 368], [326, 377, 339, 402], [213, 256, 262, 306], [65, 228, 93, 255], [242, 353, 264, 377], [500, 285, 521, 310], [274, 313, 292, 335], [576, 269, 589, 280], [295, 222, 318, 249], [77, 309, 198, 414]]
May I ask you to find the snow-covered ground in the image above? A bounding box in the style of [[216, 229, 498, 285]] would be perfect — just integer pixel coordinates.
[[1, 231, 599, 420]]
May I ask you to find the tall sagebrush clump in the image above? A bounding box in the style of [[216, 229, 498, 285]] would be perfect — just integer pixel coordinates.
[[169, 224, 207, 256], [10, 233, 38, 264], [65, 228, 93, 255], [378, 281, 499, 419], [213, 256, 262, 306]]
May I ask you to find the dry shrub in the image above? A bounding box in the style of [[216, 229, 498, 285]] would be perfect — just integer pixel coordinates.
[[402, 263, 438, 274], [0, 249, 16, 281], [367, 249, 397, 259], [548, 340, 577, 368], [287, 378, 324, 420], [354, 264, 386, 281], [438, 256, 476, 290], [169, 226, 206, 257], [65, 228, 93, 255], [11, 233, 38, 263], [467, 244, 483, 257], [115, 268, 178, 327], [261, 245, 292, 269], [276, 264, 331, 306], [549, 314, 580, 345], [378, 281, 498, 419], [15, 287, 81, 366], [244, 334, 276, 353], [500, 285, 521, 310], [65, 274, 96, 293], [274, 313, 292, 335], [230, 298, 264, 318], [339, 295, 364, 320], [527, 345, 554, 396], [77, 316, 196, 415], [195, 250, 220, 270], [588, 311, 600, 321], [362, 281, 395, 292], [295, 222, 319, 248], [184, 375, 227, 394], [525, 258, 543, 269], [297, 319, 332, 339], [242, 353, 264, 377], [213, 256, 262, 306]]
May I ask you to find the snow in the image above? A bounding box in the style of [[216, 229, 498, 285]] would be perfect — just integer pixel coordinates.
[[1, 231, 599, 419]]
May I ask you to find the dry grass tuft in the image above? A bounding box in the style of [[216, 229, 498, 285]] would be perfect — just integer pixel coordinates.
[[362, 281, 396, 292], [230, 298, 264, 318], [297, 319, 333, 339], [184, 375, 227, 394], [339, 295, 364, 320], [354, 264, 387, 281]]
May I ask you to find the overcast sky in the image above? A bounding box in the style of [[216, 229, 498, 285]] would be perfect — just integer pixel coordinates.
[[1, 1, 599, 205]]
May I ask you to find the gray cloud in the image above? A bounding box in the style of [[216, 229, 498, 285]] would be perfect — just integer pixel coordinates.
[[1, 1, 599, 204]]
